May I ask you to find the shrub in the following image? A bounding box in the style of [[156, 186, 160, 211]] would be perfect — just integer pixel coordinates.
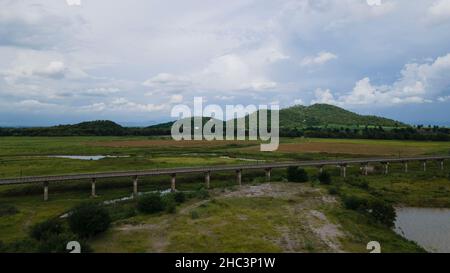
[[346, 177, 369, 189], [174, 191, 186, 204], [328, 186, 339, 195], [343, 195, 369, 211], [161, 194, 177, 214], [318, 171, 332, 185], [30, 219, 64, 241], [165, 199, 177, 214], [68, 203, 111, 238], [195, 189, 210, 199], [137, 193, 164, 214], [368, 200, 396, 228], [191, 210, 199, 220], [0, 238, 38, 253], [0, 204, 19, 217], [36, 232, 93, 253], [287, 167, 309, 183], [342, 195, 396, 228]]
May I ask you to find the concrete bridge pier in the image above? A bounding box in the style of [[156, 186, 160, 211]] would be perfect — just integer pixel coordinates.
[[439, 160, 444, 171], [340, 164, 347, 178], [236, 169, 242, 186], [265, 168, 272, 182], [171, 174, 176, 192], [205, 171, 211, 189], [383, 162, 389, 175], [362, 163, 369, 176], [43, 181, 49, 201], [422, 161, 427, 172], [91, 178, 97, 197], [404, 161, 408, 173], [133, 176, 138, 198], [318, 165, 324, 174]]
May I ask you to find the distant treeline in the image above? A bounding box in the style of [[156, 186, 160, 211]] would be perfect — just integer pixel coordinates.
[[282, 126, 450, 141], [1, 120, 450, 141]]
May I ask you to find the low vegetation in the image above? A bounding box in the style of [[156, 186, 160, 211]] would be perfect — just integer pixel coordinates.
[[68, 203, 111, 238], [287, 167, 309, 183]]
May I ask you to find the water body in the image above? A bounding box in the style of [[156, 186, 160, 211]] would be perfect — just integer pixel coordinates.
[[394, 207, 450, 253], [47, 155, 129, 160]]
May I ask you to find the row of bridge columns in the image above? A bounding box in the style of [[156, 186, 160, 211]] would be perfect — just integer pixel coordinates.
[[41, 160, 445, 201], [341, 159, 445, 178]]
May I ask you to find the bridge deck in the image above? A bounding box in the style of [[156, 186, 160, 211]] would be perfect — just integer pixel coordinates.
[[0, 155, 449, 185]]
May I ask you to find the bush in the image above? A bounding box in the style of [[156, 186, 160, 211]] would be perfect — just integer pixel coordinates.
[[161, 194, 177, 214], [343, 195, 369, 211], [165, 199, 177, 214], [0, 238, 38, 253], [342, 195, 396, 227], [346, 177, 369, 189], [137, 193, 164, 214], [195, 189, 210, 199], [173, 191, 186, 204], [30, 219, 64, 241], [0, 204, 19, 217], [36, 232, 93, 253], [191, 210, 199, 220], [328, 186, 339, 195], [68, 203, 111, 238], [318, 171, 332, 185], [287, 167, 309, 183], [368, 200, 396, 228]]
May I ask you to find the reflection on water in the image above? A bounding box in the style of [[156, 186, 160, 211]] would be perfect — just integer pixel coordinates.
[[47, 155, 129, 160], [394, 207, 450, 253]]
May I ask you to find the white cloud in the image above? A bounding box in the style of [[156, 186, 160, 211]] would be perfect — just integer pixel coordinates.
[[301, 52, 337, 67], [366, 0, 382, 7], [428, 0, 450, 21], [80, 87, 120, 96], [110, 98, 167, 113], [438, 95, 450, 102], [312, 88, 337, 105], [143, 43, 287, 93], [312, 53, 450, 106], [169, 94, 183, 104], [66, 0, 82, 6], [143, 73, 192, 90]]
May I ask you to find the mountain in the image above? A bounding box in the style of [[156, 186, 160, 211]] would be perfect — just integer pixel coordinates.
[[145, 103, 406, 133], [0, 104, 411, 137], [278, 104, 405, 128], [0, 120, 126, 136]]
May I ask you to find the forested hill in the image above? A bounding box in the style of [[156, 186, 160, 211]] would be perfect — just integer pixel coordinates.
[[279, 104, 405, 128]]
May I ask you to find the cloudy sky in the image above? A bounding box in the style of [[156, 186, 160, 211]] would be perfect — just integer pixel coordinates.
[[1, 0, 450, 126]]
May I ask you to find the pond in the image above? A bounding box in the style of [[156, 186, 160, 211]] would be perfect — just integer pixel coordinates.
[[47, 155, 129, 160], [394, 207, 450, 253]]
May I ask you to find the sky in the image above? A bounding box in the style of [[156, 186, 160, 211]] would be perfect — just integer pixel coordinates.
[[1, 0, 450, 126]]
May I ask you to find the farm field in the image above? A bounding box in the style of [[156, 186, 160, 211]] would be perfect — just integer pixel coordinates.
[[1, 136, 450, 179]]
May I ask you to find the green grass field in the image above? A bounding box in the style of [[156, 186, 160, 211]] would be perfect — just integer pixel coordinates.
[[0, 136, 449, 252]]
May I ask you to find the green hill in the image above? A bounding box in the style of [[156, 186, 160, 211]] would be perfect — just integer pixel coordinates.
[[278, 104, 405, 129], [149, 104, 405, 130]]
